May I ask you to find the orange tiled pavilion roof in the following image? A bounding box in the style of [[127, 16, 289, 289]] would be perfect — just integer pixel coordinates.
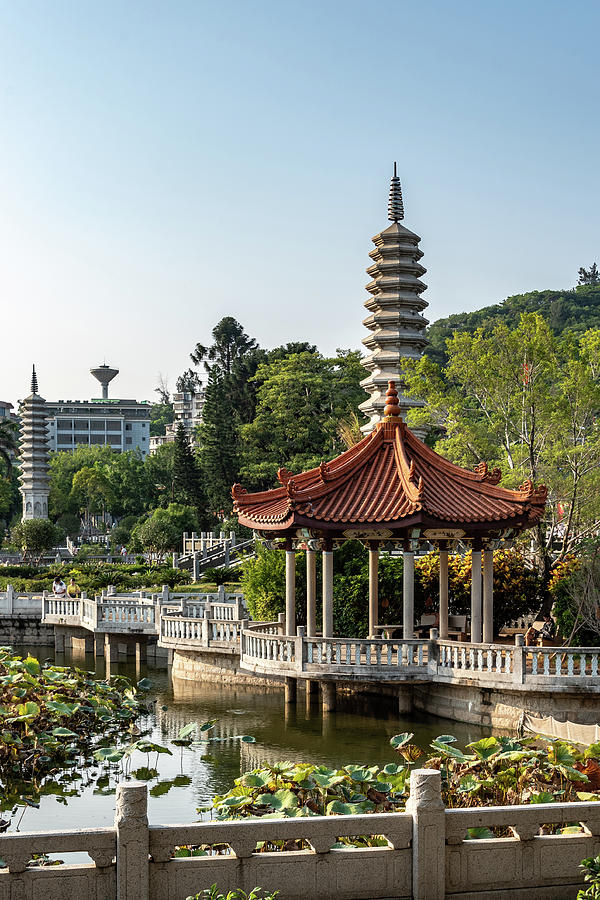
[[232, 382, 547, 540]]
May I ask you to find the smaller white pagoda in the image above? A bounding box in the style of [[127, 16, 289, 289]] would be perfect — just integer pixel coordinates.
[[19, 366, 50, 519]]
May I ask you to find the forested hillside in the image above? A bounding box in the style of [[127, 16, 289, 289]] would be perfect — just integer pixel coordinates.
[[427, 284, 600, 366]]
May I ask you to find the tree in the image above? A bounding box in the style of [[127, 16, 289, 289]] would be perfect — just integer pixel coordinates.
[[403, 313, 600, 577], [175, 369, 203, 394], [190, 317, 258, 376], [197, 369, 240, 512], [579, 263, 600, 286], [154, 374, 171, 405], [70, 467, 114, 527], [173, 422, 207, 518], [11, 519, 65, 562], [150, 402, 174, 437], [0, 419, 18, 475], [135, 503, 199, 561], [239, 350, 366, 490], [144, 442, 176, 506]]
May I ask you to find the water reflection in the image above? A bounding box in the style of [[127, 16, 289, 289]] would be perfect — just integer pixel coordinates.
[[12, 646, 490, 831]]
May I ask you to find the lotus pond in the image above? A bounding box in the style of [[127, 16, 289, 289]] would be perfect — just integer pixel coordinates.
[[1, 645, 490, 832]]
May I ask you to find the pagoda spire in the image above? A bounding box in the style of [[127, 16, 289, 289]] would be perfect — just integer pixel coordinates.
[[31, 365, 38, 395], [358, 167, 429, 436], [388, 162, 404, 222]]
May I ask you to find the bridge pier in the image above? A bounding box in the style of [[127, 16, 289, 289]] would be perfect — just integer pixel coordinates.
[[104, 633, 119, 663], [71, 633, 94, 655], [54, 628, 66, 654], [322, 681, 336, 713], [284, 677, 297, 704]]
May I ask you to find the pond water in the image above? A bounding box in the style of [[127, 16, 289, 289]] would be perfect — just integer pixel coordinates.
[[10, 646, 491, 833]]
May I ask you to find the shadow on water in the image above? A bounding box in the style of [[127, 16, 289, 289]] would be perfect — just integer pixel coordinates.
[[11, 645, 491, 831]]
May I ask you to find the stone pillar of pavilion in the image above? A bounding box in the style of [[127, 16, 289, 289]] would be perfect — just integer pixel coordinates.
[[438, 543, 449, 639], [359, 164, 429, 436], [471, 544, 483, 643], [284, 540, 296, 636], [368, 541, 379, 638], [306, 549, 317, 637], [483, 547, 494, 643], [403, 543, 415, 640], [18, 366, 50, 520], [322, 543, 334, 638]]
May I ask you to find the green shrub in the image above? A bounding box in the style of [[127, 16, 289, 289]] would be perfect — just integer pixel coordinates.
[[579, 856, 600, 899], [187, 887, 278, 900], [202, 566, 240, 586]]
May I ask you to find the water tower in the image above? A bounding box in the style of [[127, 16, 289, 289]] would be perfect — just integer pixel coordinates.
[[90, 364, 119, 399]]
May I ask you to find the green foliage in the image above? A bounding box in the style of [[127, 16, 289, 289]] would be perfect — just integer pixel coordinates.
[[202, 566, 241, 586], [187, 886, 279, 900], [0, 562, 190, 594], [11, 519, 65, 561], [579, 856, 600, 899], [239, 545, 286, 622], [240, 350, 366, 491], [150, 402, 174, 437], [0, 647, 146, 809], [48, 446, 157, 523], [405, 314, 600, 577], [426, 284, 600, 368], [212, 733, 600, 841], [551, 548, 600, 646], [133, 504, 199, 561], [198, 368, 241, 513], [173, 423, 207, 520], [212, 760, 407, 825]]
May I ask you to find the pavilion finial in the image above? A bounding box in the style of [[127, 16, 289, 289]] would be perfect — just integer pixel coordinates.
[[30, 365, 38, 395], [388, 162, 404, 222], [383, 380, 402, 419]]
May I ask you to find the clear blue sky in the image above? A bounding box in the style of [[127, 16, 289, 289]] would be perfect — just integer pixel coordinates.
[[1, 0, 599, 406]]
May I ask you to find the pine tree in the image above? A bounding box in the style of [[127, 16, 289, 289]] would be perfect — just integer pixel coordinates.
[[173, 423, 207, 520], [578, 262, 600, 285], [197, 370, 240, 514]]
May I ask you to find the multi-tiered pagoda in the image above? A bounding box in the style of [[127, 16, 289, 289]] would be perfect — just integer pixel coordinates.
[[19, 366, 50, 519], [359, 165, 429, 433]]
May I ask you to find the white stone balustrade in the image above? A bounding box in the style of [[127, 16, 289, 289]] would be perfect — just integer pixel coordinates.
[[240, 627, 600, 690], [159, 612, 245, 652], [0, 775, 597, 899]]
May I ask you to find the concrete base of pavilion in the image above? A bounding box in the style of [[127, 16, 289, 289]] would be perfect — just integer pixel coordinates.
[[170, 648, 599, 730]]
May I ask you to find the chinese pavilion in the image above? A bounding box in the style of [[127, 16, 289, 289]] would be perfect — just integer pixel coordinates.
[[233, 382, 547, 644]]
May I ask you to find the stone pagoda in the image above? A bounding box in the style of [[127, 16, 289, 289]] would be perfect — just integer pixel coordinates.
[[359, 164, 429, 433], [19, 366, 50, 519]]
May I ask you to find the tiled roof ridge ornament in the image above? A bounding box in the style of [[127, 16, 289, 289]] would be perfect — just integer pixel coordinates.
[[518, 479, 548, 502], [319, 461, 330, 482], [31, 365, 38, 395], [277, 467, 294, 487], [231, 483, 248, 508], [474, 460, 502, 485], [388, 161, 404, 222], [383, 380, 403, 419]]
